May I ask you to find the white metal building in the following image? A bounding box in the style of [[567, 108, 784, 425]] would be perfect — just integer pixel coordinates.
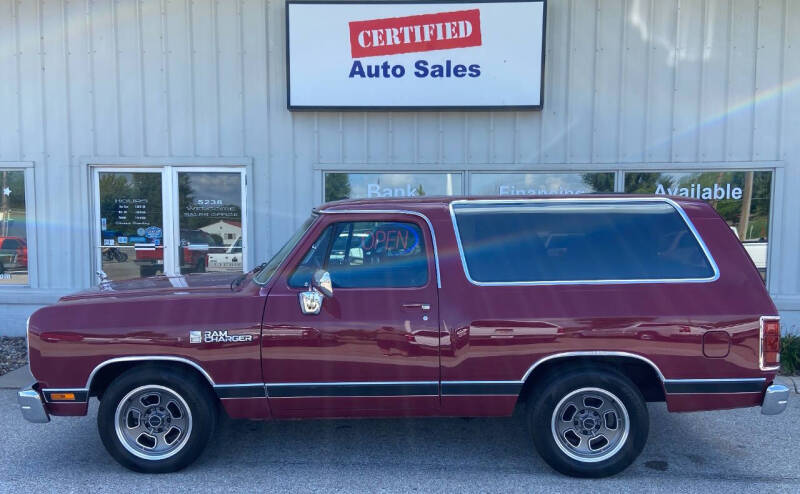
[[1, 0, 799, 335]]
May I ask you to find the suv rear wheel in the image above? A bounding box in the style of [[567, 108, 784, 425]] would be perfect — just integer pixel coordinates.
[[529, 367, 648, 478], [97, 366, 217, 473]]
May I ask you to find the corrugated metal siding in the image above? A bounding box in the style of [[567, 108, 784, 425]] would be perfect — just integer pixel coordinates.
[[1, 0, 799, 333]]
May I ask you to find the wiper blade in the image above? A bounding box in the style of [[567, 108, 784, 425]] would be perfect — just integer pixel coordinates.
[[230, 262, 268, 291]]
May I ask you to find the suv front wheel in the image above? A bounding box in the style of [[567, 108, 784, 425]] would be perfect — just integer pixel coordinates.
[[529, 367, 649, 478], [97, 366, 218, 473]]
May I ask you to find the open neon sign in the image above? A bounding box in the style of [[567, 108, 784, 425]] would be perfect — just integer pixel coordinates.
[[361, 224, 419, 255]]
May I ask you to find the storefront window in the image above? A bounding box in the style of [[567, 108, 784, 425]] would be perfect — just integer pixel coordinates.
[[469, 172, 616, 196], [324, 172, 463, 202], [98, 171, 164, 281], [0, 170, 28, 285], [624, 171, 772, 280], [95, 168, 247, 282], [178, 171, 244, 274]]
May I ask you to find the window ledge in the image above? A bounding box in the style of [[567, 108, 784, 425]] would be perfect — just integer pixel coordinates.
[[0, 288, 70, 305]]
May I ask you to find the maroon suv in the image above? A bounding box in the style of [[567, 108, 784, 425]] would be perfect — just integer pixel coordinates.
[[19, 196, 788, 477]]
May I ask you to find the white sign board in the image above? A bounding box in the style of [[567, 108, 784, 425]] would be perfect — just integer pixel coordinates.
[[286, 0, 546, 110]]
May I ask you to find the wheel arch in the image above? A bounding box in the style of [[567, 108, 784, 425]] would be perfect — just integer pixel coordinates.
[[517, 352, 666, 406], [88, 356, 216, 398]]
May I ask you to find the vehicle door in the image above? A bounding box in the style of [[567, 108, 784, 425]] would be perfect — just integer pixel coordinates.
[[262, 213, 440, 417]]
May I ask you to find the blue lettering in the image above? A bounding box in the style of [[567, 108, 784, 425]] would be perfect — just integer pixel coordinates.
[[414, 60, 429, 77], [349, 60, 366, 78], [391, 64, 405, 78]]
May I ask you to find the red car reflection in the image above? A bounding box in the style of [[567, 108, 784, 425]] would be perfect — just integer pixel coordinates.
[[134, 229, 218, 276], [0, 236, 27, 274]]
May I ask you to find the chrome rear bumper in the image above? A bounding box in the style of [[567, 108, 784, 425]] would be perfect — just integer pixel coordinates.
[[761, 384, 789, 415], [18, 384, 50, 423]]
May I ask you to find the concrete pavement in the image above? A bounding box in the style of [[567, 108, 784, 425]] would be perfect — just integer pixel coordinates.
[[0, 386, 797, 493], [0, 366, 32, 389]]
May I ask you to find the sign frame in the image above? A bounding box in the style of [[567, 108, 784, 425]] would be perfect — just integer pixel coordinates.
[[285, 0, 547, 111]]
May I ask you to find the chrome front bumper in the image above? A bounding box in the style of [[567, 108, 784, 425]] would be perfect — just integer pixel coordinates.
[[18, 384, 50, 423], [761, 384, 789, 415]]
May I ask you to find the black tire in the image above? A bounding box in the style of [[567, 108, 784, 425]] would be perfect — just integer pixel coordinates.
[[529, 366, 648, 478], [0, 261, 5, 274], [97, 365, 218, 473], [195, 258, 206, 273], [115, 250, 128, 262]]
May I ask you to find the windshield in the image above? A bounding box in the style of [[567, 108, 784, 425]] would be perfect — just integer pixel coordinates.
[[253, 214, 318, 285]]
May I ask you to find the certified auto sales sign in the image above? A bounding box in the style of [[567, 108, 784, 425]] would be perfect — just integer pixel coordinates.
[[286, 0, 546, 109]]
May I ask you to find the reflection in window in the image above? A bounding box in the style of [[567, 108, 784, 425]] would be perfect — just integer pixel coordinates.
[[624, 171, 772, 281], [98, 171, 164, 281], [289, 221, 428, 288], [325, 172, 462, 202], [179, 172, 244, 274], [0, 170, 28, 285], [453, 202, 714, 283], [469, 172, 616, 196]]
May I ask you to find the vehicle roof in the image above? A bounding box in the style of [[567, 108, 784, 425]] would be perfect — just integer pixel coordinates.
[[316, 194, 709, 212]]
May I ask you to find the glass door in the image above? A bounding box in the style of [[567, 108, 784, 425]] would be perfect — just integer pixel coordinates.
[[175, 170, 246, 274], [94, 167, 247, 283], [96, 170, 168, 281]]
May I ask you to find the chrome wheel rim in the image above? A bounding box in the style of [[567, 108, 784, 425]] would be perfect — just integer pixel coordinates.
[[114, 385, 192, 461], [550, 387, 630, 463]]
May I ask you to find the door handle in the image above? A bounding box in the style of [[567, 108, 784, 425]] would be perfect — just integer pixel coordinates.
[[402, 303, 431, 311]]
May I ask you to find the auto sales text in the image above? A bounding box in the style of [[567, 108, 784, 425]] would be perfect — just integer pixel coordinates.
[[349, 59, 480, 79]]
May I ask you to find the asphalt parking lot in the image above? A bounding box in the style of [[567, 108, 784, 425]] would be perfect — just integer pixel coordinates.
[[1, 389, 798, 493]]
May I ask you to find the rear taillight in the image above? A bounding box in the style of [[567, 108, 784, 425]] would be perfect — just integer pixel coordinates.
[[760, 316, 781, 371]]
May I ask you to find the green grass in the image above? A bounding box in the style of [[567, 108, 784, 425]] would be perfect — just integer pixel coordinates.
[[781, 335, 800, 375]]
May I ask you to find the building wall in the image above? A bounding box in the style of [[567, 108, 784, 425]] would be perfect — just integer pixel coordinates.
[[1, 0, 799, 335]]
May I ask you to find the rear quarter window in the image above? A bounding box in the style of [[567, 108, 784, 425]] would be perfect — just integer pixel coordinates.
[[452, 200, 717, 284]]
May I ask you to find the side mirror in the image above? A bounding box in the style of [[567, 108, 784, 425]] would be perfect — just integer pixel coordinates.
[[311, 270, 333, 298]]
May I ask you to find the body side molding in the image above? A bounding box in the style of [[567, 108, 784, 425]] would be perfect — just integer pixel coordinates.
[[214, 383, 267, 399], [663, 378, 766, 394], [79, 353, 765, 401]]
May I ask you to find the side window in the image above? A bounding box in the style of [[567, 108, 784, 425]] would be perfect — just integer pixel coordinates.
[[289, 221, 429, 288], [453, 201, 715, 283], [288, 225, 334, 287]]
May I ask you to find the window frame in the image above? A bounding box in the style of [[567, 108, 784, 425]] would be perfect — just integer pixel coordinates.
[[0, 162, 37, 288], [89, 159, 252, 283], [449, 197, 720, 287]]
